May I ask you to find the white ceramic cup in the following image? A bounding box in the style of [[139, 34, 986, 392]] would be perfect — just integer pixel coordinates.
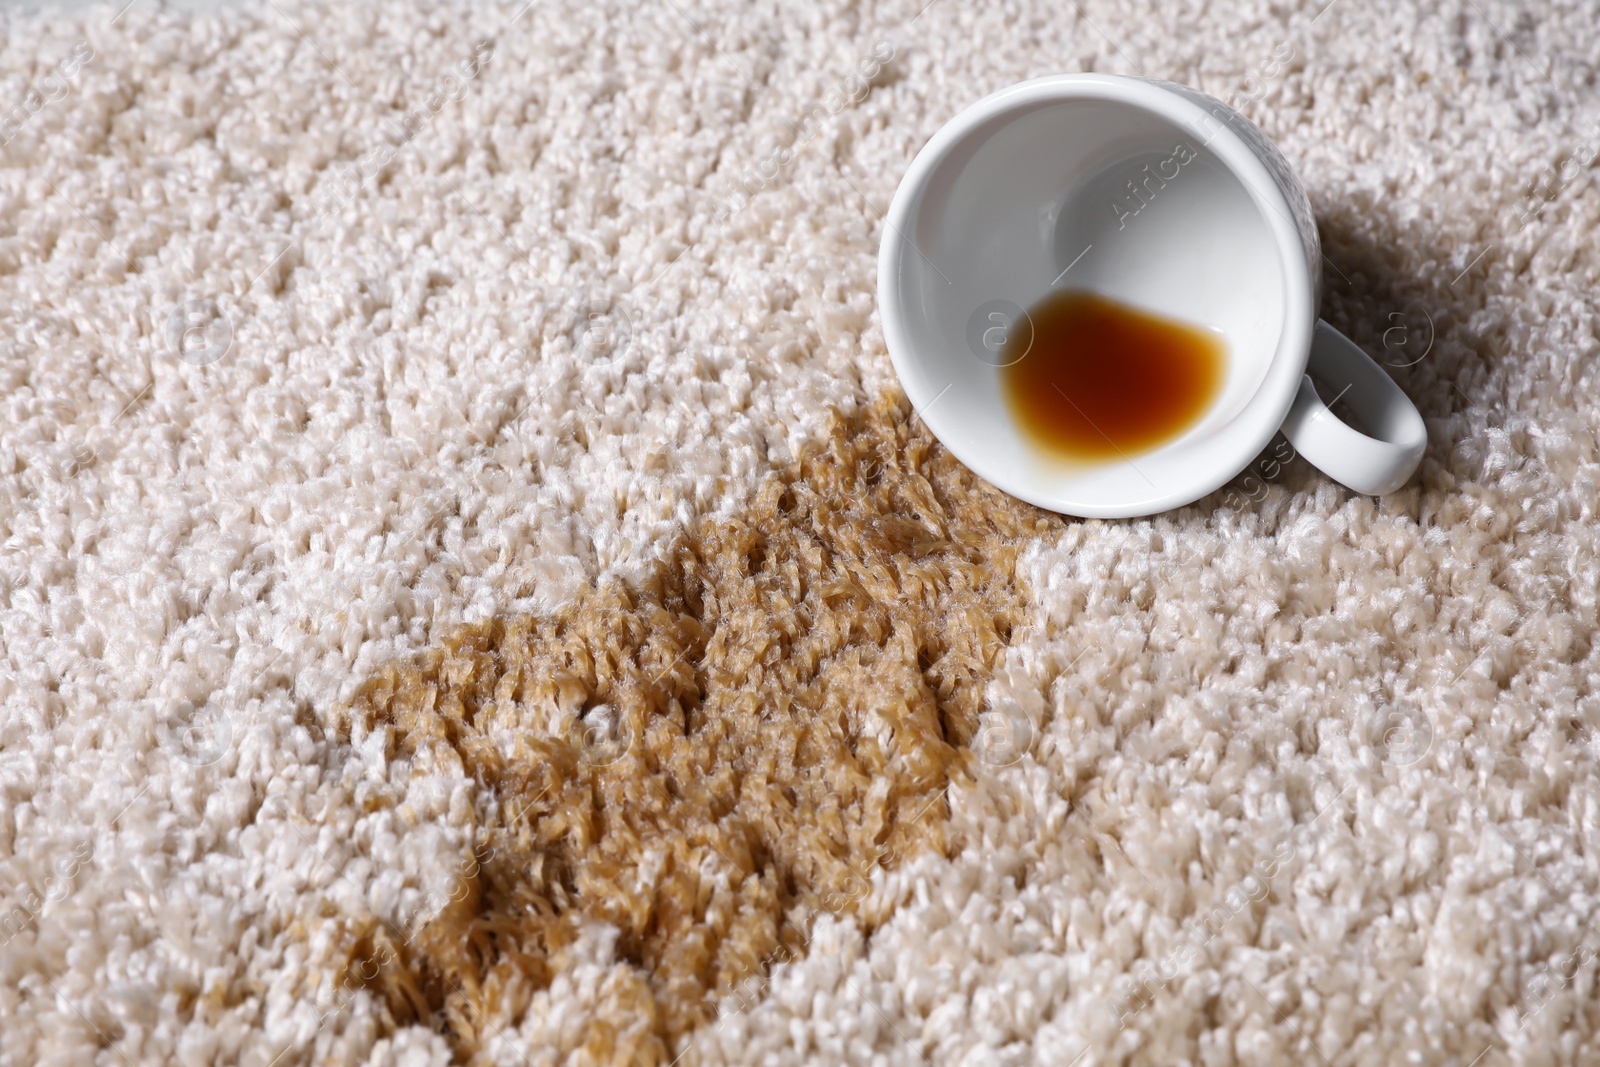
[[877, 73, 1427, 518]]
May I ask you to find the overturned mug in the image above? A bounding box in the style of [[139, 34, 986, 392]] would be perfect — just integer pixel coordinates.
[[877, 73, 1426, 518]]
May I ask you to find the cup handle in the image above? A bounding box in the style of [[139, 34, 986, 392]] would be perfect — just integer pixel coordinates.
[[1278, 320, 1427, 495]]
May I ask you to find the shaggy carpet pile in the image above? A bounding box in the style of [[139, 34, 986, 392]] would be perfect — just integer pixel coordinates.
[[1, 0, 1598, 1063]]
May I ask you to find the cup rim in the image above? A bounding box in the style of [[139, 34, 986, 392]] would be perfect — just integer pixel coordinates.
[[876, 72, 1316, 518]]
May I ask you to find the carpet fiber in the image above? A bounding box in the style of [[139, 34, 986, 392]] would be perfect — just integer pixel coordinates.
[[2, 0, 1599, 1064]]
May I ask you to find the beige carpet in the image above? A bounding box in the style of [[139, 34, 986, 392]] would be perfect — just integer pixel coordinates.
[[2, 0, 1599, 1063]]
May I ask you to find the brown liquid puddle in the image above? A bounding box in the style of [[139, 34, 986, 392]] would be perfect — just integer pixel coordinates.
[[1001, 290, 1226, 461]]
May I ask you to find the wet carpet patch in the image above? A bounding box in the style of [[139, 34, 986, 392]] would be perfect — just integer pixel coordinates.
[[335, 392, 1058, 1061]]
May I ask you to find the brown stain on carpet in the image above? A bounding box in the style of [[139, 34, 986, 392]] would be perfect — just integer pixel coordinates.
[[333, 392, 1057, 1063]]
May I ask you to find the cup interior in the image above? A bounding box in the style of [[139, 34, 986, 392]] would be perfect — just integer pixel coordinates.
[[882, 77, 1307, 516]]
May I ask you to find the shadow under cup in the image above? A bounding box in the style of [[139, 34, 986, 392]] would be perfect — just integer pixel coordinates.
[[884, 82, 1314, 516]]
